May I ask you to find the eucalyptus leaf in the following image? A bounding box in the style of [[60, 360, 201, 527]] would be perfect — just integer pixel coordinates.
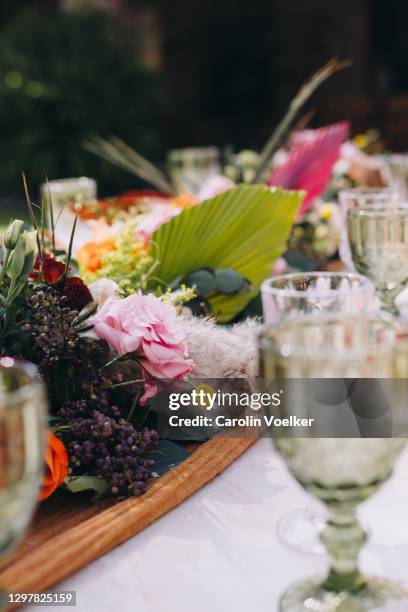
[[214, 268, 245, 295], [144, 439, 190, 477], [284, 249, 316, 272], [187, 268, 216, 296], [65, 475, 110, 499], [237, 280, 252, 295]]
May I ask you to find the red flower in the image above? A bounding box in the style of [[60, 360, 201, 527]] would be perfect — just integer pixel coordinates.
[[63, 277, 93, 310], [44, 258, 66, 284], [31, 254, 66, 284]]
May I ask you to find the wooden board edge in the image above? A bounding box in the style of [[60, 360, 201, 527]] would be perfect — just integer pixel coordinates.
[[1, 435, 258, 595]]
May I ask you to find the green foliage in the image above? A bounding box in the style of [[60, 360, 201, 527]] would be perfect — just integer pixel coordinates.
[[84, 136, 174, 195], [186, 269, 217, 296], [0, 221, 36, 353], [65, 475, 110, 500], [83, 219, 157, 295], [171, 267, 249, 316], [0, 7, 163, 196], [145, 440, 190, 476], [214, 268, 247, 295], [153, 185, 303, 322]]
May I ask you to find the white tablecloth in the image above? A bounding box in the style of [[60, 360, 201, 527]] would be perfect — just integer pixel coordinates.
[[32, 439, 408, 612]]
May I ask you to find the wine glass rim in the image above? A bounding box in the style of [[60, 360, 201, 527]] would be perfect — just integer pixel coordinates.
[[339, 187, 398, 199], [167, 146, 220, 160], [0, 357, 42, 406], [387, 153, 408, 162], [348, 203, 408, 215], [259, 315, 396, 361], [261, 271, 374, 298], [42, 177, 95, 190]]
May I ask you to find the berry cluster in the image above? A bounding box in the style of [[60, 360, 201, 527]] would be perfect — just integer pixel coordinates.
[[59, 399, 158, 497], [21, 281, 159, 498], [23, 285, 81, 370]]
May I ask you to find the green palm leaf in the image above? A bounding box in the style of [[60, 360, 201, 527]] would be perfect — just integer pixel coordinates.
[[153, 185, 303, 322]]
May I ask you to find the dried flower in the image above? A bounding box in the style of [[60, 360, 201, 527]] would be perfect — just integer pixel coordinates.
[[62, 277, 93, 310]]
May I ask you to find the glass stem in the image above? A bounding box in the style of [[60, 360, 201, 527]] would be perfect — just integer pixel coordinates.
[[320, 505, 367, 593], [377, 289, 399, 316]]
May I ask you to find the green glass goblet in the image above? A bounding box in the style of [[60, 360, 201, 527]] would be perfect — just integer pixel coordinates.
[[347, 204, 408, 314], [338, 187, 399, 271], [259, 317, 408, 612]]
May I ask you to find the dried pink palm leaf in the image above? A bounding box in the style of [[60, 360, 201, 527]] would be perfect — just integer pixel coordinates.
[[267, 121, 350, 216]]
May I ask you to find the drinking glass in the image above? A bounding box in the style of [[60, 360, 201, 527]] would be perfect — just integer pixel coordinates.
[[259, 317, 407, 612], [41, 177, 97, 220], [167, 146, 221, 195], [347, 204, 408, 314], [0, 358, 47, 608], [381, 154, 408, 199], [41, 177, 97, 254], [260, 272, 377, 554], [339, 187, 399, 270], [261, 272, 377, 326]]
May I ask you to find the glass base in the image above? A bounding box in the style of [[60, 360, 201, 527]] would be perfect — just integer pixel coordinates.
[[280, 576, 408, 611], [277, 508, 326, 555], [277, 508, 371, 557]]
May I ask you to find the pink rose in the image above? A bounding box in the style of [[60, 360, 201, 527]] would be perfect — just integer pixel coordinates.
[[91, 293, 194, 380], [139, 381, 158, 406]]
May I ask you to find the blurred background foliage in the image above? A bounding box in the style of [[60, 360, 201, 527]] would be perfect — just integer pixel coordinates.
[[0, 4, 163, 199], [0, 0, 408, 216]]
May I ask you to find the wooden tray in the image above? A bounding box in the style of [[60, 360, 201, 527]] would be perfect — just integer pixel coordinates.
[[0, 436, 256, 595]]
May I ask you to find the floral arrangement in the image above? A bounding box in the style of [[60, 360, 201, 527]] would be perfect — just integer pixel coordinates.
[[285, 201, 342, 269], [71, 61, 353, 292], [283, 130, 387, 269], [1, 172, 304, 502], [77, 218, 157, 295], [267, 121, 350, 217], [73, 122, 347, 295], [0, 207, 194, 502], [59, 183, 302, 325], [324, 130, 385, 199], [75, 192, 197, 295]]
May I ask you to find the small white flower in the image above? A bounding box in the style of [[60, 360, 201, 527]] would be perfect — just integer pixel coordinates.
[[89, 278, 122, 308]]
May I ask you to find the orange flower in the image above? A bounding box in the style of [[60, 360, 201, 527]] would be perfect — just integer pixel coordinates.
[[39, 432, 69, 501], [71, 201, 110, 220], [77, 239, 116, 273], [172, 193, 198, 209]]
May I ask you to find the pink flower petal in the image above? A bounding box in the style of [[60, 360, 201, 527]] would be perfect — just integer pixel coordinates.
[[91, 291, 194, 380]]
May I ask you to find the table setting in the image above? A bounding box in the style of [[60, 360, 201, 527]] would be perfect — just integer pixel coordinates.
[[2, 58, 408, 612]]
